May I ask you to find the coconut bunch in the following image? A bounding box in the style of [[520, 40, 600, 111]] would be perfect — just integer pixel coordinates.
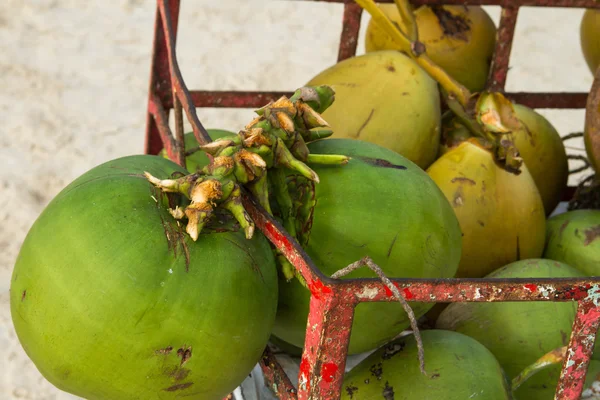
[[145, 85, 349, 242]]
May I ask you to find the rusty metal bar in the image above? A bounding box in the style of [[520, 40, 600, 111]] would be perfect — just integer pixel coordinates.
[[260, 347, 298, 399], [312, 0, 600, 6], [163, 90, 591, 110], [298, 289, 356, 399], [557, 299, 600, 399], [337, 3, 363, 62], [144, 0, 179, 156], [156, 0, 212, 146], [487, 6, 520, 91]]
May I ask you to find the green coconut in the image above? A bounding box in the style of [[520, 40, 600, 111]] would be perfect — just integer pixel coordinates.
[[436, 258, 597, 400], [341, 330, 511, 400], [10, 155, 278, 400], [272, 138, 462, 355], [544, 209, 600, 276], [305, 51, 442, 169]]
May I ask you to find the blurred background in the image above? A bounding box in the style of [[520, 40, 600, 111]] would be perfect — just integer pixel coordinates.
[[0, 1, 595, 398]]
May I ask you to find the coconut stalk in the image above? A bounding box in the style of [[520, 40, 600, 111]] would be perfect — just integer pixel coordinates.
[[147, 85, 350, 243], [354, 0, 524, 173]]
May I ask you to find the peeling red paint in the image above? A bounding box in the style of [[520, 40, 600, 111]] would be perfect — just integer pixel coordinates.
[[264, 221, 294, 254], [524, 284, 538, 292], [309, 279, 333, 300], [384, 285, 393, 297], [299, 357, 311, 393], [563, 284, 593, 301], [321, 362, 338, 383]]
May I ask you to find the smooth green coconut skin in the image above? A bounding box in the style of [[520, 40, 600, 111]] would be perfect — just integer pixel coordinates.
[[436, 259, 596, 400], [10, 155, 278, 400], [544, 209, 600, 276], [159, 129, 235, 172], [272, 138, 462, 355], [341, 330, 511, 400]]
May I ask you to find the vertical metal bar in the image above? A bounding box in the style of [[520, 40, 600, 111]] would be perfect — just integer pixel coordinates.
[[260, 347, 298, 399], [157, 0, 212, 145], [555, 299, 600, 399], [173, 95, 186, 167], [297, 288, 356, 400], [487, 6, 520, 92], [337, 3, 363, 62], [145, 0, 181, 156]]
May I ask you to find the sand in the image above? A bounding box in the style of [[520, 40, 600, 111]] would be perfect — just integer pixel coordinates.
[[0, 1, 594, 398]]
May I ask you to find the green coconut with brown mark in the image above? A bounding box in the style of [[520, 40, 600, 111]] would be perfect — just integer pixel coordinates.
[[10, 155, 279, 400], [341, 330, 511, 400], [436, 258, 600, 400], [271, 138, 462, 355], [544, 209, 600, 276]]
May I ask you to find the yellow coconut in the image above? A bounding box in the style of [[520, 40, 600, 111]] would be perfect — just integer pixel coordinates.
[[426, 139, 546, 278], [511, 104, 568, 215], [581, 10, 600, 74], [365, 4, 497, 92], [306, 50, 441, 169], [438, 106, 568, 215]]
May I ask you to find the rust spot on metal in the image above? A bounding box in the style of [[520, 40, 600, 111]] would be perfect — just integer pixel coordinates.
[[584, 225, 600, 245], [163, 382, 193, 392]]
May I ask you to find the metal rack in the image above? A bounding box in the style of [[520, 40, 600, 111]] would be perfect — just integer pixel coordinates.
[[144, 1, 600, 399]]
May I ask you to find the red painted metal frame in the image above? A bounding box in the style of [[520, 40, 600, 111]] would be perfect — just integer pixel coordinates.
[[144, 1, 600, 399]]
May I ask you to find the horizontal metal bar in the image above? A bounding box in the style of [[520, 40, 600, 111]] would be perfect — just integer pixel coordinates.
[[335, 277, 600, 303], [308, 0, 600, 7], [163, 90, 591, 110]]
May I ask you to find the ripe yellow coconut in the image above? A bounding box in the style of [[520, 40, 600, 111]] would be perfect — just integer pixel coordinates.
[[365, 4, 497, 92], [306, 50, 441, 169], [581, 10, 600, 74], [438, 105, 568, 215], [427, 139, 546, 278]]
